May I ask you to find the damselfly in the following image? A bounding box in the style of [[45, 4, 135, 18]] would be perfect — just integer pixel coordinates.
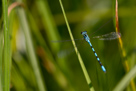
[[52, 17, 121, 73], [52, 31, 121, 73], [81, 31, 121, 73]]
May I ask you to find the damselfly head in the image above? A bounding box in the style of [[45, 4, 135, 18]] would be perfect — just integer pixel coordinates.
[[81, 31, 87, 35]]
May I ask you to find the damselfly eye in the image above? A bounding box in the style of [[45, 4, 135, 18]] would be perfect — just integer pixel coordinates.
[[81, 31, 87, 35]]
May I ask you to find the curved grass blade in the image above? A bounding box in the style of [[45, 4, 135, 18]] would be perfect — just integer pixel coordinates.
[[16, 0, 47, 90], [28, 11, 74, 90], [36, 0, 61, 53], [113, 65, 136, 91]]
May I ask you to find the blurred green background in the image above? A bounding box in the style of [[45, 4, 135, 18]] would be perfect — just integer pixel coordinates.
[[0, 0, 136, 91]]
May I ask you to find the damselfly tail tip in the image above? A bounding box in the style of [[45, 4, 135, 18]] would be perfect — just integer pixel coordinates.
[[103, 69, 106, 73], [101, 66, 106, 73]]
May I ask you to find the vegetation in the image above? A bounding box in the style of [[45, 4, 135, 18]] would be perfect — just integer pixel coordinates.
[[0, 0, 136, 91]]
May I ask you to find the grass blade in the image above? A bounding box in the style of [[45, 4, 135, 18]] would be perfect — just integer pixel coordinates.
[[0, 31, 3, 91], [115, 0, 135, 90], [16, 0, 47, 91], [28, 11, 74, 90], [59, 0, 94, 90], [35, 0, 60, 53], [2, 0, 11, 90], [113, 65, 136, 91]]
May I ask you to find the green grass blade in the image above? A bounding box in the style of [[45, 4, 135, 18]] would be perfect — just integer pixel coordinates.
[[0, 31, 3, 91], [16, 0, 47, 91], [59, 0, 94, 90], [113, 65, 136, 91], [2, 0, 11, 91], [28, 12, 74, 90], [35, 0, 60, 53]]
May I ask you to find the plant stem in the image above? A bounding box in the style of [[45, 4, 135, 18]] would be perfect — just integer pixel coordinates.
[[0, 31, 3, 91], [59, 0, 94, 91], [16, 0, 47, 91], [2, 0, 11, 91], [113, 65, 136, 91], [115, 0, 135, 90], [36, 0, 60, 53]]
